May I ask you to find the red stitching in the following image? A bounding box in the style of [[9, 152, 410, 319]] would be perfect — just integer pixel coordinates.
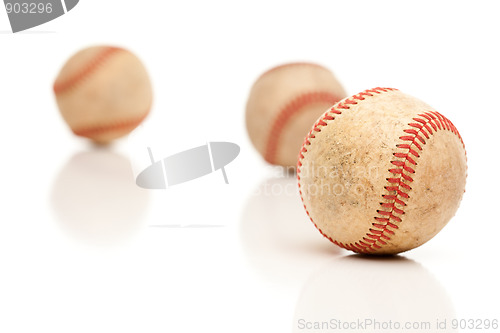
[[297, 88, 466, 254], [72, 109, 150, 138], [53, 47, 123, 95], [363, 110, 465, 253], [296, 87, 396, 172], [297, 87, 396, 251], [264, 91, 342, 164]]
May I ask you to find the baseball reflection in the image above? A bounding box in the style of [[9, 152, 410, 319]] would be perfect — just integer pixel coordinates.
[[240, 176, 340, 287], [293, 255, 456, 332], [51, 149, 149, 246]]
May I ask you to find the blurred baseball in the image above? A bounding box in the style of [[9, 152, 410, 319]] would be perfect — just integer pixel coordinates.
[[53, 46, 153, 144], [246, 63, 346, 168], [298, 87, 467, 255]]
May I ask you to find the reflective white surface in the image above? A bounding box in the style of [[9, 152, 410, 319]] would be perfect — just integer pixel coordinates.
[[293, 256, 456, 332], [51, 150, 150, 246], [1, 1, 499, 332], [240, 177, 340, 287]]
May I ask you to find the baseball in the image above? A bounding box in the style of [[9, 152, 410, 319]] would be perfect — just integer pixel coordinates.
[[53, 46, 153, 144], [298, 87, 467, 255], [246, 63, 346, 168]]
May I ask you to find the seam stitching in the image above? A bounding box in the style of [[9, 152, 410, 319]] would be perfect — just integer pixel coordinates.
[[297, 89, 466, 253], [264, 91, 341, 164], [72, 110, 149, 138], [296, 87, 466, 253], [297, 87, 397, 251], [53, 47, 123, 95], [333, 110, 464, 253]]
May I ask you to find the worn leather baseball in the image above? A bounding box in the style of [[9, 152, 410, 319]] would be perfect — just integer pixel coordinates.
[[298, 88, 467, 255], [53, 46, 153, 144], [246, 63, 346, 168]]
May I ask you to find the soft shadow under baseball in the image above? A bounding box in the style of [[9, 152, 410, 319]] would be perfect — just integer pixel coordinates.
[[51, 149, 150, 246], [293, 255, 456, 333], [240, 176, 340, 287]]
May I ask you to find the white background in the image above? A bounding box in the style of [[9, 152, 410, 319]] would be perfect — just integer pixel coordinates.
[[1, 1, 499, 332]]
